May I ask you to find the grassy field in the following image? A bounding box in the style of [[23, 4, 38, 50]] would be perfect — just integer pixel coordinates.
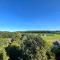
[[41, 34, 60, 46]]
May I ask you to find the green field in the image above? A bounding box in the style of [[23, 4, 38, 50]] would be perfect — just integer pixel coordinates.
[[41, 34, 60, 46]]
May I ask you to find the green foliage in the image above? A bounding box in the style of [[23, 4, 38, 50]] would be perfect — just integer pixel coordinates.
[[21, 34, 46, 60], [0, 48, 8, 60], [51, 43, 60, 60], [0, 31, 60, 60], [5, 34, 55, 60], [0, 52, 3, 60], [5, 45, 20, 60]]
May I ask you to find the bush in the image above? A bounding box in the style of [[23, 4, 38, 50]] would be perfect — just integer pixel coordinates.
[[5, 45, 21, 60], [51, 41, 60, 60], [5, 34, 55, 60]]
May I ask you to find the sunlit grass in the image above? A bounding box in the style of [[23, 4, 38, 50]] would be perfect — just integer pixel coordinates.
[[41, 34, 60, 47]]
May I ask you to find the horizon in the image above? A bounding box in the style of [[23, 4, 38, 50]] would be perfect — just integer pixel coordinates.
[[0, 0, 60, 31], [0, 30, 60, 32]]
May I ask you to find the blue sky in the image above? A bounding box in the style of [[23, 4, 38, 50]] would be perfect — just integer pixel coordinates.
[[0, 0, 60, 31]]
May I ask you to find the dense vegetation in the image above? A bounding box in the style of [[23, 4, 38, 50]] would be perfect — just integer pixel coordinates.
[[0, 31, 60, 60]]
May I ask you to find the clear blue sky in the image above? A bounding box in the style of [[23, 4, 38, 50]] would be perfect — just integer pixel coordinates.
[[0, 0, 60, 31]]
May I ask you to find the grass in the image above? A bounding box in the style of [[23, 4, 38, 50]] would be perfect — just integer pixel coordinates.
[[41, 34, 60, 46]]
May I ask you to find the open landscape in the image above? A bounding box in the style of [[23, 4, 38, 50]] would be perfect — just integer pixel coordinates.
[[0, 31, 60, 60], [0, 0, 60, 60]]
